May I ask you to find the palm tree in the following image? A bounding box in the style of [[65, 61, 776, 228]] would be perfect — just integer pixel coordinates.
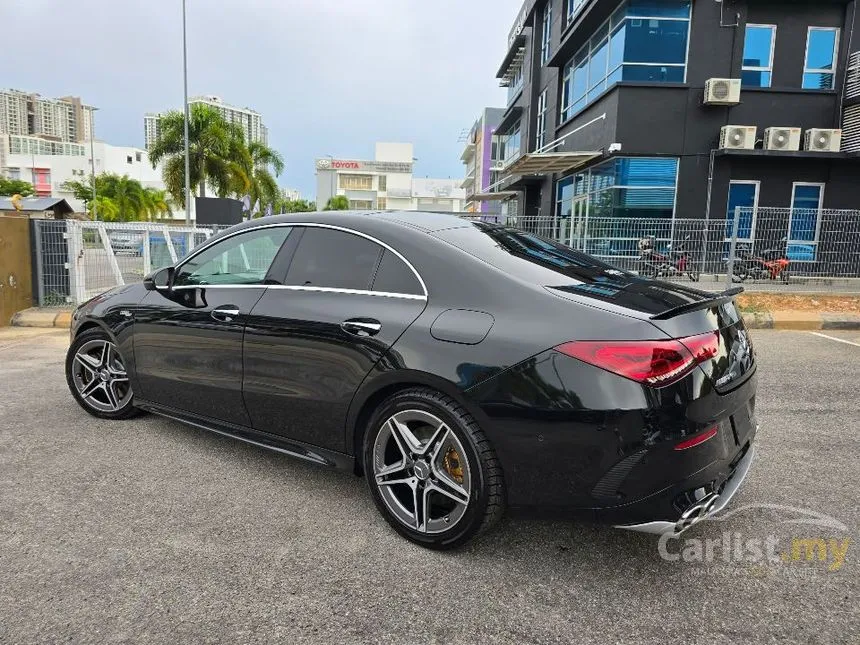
[[148, 103, 246, 206], [324, 196, 349, 211], [99, 174, 146, 221], [142, 188, 172, 221], [236, 141, 285, 216], [91, 196, 120, 221]]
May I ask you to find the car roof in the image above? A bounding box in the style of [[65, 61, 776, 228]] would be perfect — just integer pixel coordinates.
[[244, 210, 474, 234]]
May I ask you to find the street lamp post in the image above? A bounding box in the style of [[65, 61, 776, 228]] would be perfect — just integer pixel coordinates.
[[89, 107, 99, 220], [182, 0, 192, 225]]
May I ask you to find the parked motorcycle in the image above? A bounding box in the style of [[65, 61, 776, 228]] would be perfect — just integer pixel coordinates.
[[729, 239, 791, 283], [638, 235, 701, 282]]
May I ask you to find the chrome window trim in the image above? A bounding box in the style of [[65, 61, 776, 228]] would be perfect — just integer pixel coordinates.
[[171, 221, 429, 298]]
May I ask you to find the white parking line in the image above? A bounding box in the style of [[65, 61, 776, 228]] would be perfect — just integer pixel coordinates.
[[809, 332, 860, 348]]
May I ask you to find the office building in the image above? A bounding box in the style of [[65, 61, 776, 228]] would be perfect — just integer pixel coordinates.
[[460, 107, 506, 216], [144, 95, 268, 149], [492, 0, 859, 240], [315, 142, 465, 212]]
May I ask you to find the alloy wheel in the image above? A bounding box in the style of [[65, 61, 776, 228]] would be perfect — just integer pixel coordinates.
[[71, 339, 133, 413], [372, 409, 472, 534]]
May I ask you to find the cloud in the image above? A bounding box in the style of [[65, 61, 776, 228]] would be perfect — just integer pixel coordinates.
[[1, 0, 522, 197]]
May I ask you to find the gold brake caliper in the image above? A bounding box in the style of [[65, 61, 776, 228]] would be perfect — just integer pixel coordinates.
[[443, 446, 464, 484]]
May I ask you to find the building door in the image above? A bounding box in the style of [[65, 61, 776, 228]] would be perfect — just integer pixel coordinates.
[[0, 216, 34, 325], [568, 196, 589, 250]]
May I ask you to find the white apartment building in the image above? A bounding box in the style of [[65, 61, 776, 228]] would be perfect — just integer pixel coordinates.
[[315, 143, 466, 212], [1, 136, 165, 211], [144, 95, 268, 150], [0, 89, 94, 143]]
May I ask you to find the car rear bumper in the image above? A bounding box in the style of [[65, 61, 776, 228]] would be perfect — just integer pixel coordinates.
[[613, 439, 756, 535]]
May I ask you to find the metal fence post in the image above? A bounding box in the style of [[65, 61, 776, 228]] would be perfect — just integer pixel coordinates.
[[726, 206, 742, 290], [143, 229, 151, 276], [96, 222, 124, 287], [699, 224, 708, 278], [66, 220, 87, 304]]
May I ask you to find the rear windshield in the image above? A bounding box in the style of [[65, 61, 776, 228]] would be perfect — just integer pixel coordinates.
[[435, 223, 710, 312], [435, 223, 623, 286]]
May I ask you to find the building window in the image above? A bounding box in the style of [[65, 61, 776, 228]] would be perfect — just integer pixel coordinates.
[[126, 155, 133, 164], [377, 197, 387, 210], [507, 63, 524, 104], [339, 174, 373, 190], [135, 151, 142, 162], [803, 27, 839, 89], [377, 175, 387, 191], [541, 2, 552, 65], [726, 181, 759, 240], [348, 199, 374, 209], [561, 1, 691, 122], [502, 121, 522, 164], [789, 183, 824, 257], [535, 90, 548, 151], [567, 0, 586, 26], [741, 24, 776, 88]]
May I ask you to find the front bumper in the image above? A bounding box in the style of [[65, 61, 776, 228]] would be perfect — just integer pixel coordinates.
[[613, 439, 756, 535]]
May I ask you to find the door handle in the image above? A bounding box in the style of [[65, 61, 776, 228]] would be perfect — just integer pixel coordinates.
[[211, 307, 241, 323], [341, 319, 381, 336]]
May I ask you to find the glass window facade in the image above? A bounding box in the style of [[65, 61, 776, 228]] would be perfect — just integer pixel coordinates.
[[502, 121, 522, 164], [507, 63, 524, 104], [339, 174, 373, 190], [541, 2, 552, 64], [556, 157, 679, 220], [741, 24, 776, 88], [790, 183, 823, 244], [561, 1, 691, 122], [567, 0, 587, 26], [803, 27, 839, 89], [535, 90, 548, 151], [726, 181, 758, 240]]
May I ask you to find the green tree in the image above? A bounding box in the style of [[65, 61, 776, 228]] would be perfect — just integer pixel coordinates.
[[323, 195, 349, 211], [278, 198, 316, 213], [60, 178, 94, 203], [238, 141, 285, 216], [142, 188, 172, 221], [148, 103, 247, 206], [0, 178, 35, 197]]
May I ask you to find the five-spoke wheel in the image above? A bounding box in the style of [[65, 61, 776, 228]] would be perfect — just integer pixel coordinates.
[[364, 388, 505, 549], [66, 328, 140, 419]]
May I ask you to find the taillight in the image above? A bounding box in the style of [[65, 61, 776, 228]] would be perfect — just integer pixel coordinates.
[[555, 331, 720, 387]]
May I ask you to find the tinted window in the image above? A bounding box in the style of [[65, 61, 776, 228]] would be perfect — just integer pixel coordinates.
[[286, 228, 383, 290], [372, 250, 423, 295], [174, 227, 290, 286]]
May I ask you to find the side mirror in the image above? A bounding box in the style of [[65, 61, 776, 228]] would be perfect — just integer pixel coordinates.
[[143, 266, 175, 291]]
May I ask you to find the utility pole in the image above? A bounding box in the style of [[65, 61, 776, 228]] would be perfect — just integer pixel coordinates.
[[89, 107, 99, 220], [182, 0, 192, 225]]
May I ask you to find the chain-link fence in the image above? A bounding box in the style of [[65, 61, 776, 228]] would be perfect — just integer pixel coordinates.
[[32, 220, 232, 306], [504, 209, 860, 293]]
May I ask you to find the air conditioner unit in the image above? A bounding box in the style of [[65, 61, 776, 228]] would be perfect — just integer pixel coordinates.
[[704, 78, 741, 105], [763, 127, 802, 151], [720, 125, 757, 150], [804, 128, 842, 152]]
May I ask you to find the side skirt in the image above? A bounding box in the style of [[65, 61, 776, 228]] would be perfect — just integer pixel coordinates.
[[135, 399, 356, 471]]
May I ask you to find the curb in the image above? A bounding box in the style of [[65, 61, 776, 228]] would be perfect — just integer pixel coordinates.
[[742, 311, 860, 330], [10, 308, 72, 329]]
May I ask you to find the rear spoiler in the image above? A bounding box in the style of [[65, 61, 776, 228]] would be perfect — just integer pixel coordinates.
[[650, 287, 744, 321]]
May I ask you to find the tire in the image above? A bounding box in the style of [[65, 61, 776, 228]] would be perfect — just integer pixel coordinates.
[[363, 388, 505, 550], [65, 327, 141, 420]]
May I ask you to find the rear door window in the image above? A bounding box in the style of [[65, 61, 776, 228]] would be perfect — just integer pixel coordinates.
[[372, 250, 424, 296], [285, 228, 383, 290]]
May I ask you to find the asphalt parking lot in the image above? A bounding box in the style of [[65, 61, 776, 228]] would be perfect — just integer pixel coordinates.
[[1, 327, 857, 644]]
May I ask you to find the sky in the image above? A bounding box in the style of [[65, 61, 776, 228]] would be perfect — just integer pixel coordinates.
[[2, 0, 523, 198]]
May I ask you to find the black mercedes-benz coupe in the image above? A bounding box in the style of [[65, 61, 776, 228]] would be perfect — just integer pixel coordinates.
[[65, 211, 757, 549]]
